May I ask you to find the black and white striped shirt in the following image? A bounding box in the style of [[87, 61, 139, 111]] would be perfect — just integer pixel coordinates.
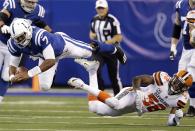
[[90, 13, 121, 43]]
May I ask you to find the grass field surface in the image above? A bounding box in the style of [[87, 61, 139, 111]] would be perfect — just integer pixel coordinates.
[[0, 95, 194, 131]]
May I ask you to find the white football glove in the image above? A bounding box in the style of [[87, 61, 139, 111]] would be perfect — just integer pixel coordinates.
[[175, 109, 183, 118], [167, 112, 181, 126], [1, 25, 10, 34], [170, 44, 177, 61]]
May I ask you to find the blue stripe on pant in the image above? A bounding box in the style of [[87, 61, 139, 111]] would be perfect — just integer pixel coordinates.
[[0, 78, 8, 96], [95, 41, 116, 54], [189, 82, 195, 98]]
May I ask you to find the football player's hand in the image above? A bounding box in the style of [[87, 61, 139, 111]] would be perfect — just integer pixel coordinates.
[[12, 71, 29, 82], [170, 44, 177, 61], [175, 109, 183, 118], [1, 25, 10, 34], [167, 113, 181, 126]]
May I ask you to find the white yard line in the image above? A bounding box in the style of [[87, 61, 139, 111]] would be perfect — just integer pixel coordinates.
[[2, 101, 86, 105], [0, 109, 88, 113], [0, 129, 82, 131]]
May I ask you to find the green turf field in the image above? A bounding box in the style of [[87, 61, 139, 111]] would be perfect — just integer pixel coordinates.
[[0, 96, 194, 131]]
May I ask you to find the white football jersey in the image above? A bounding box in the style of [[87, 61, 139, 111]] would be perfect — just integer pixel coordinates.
[[141, 71, 189, 113]]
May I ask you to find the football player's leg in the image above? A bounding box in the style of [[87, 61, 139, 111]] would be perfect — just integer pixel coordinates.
[[38, 58, 58, 91], [63, 37, 93, 58], [74, 58, 100, 112], [89, 87, 136, 116], [68, 77, 119, 108], [91, 41, 127, 64], [186, 51, 195, 116], [178, 48, 190, 71], [0, 51, 8, 103], [1, 51, 10, 82]]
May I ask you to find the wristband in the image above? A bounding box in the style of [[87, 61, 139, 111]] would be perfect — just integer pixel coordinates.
[[9, 74, 15, 81], [28, 66, 42, 78]]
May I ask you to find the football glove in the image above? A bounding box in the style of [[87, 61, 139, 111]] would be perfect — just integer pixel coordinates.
[[170, 44, 177, 61], [1, 25, 10, 34]]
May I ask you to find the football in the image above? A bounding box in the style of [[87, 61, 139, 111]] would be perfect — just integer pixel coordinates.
[[15, 66, 28, 75]]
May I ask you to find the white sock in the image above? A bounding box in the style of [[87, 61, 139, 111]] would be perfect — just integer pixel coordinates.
[[83, 84, 100, 96], [189, 98, 195, 108], [89, 70, 98, 89]]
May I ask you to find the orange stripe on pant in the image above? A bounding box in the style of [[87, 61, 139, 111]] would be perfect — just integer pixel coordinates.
[[97, 91, 111, 102], [88, 93, 98, 101]]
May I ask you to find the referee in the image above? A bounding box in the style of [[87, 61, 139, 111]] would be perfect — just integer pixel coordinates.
[[89, 0, 124, 95]]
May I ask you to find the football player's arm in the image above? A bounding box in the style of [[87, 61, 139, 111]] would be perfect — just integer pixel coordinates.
[[132, 75, 154, 91], [9, 55, 21, 82], [0, 9, 10, 25], [170, 12, 181, 60], [0, 9, 11, 34], [33, 19, 52, 32], [27, 44, 55, 78]]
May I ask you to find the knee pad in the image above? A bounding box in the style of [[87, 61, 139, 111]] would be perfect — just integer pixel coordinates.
[[88, 101, 98, 113], [39, 83, 52, 91], [189, 82, 195, 98], [95, 102, 121, 116]]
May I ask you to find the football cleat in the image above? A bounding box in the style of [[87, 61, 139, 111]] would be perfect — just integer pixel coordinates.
[[115, 46, 127, 64], [68, 77, 85, 89], [74, 59, 99, 72]]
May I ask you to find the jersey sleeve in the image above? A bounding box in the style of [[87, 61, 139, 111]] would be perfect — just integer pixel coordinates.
[[152, 71, 170, 86], [32, 4, 46, 23], [37, 4, 45, 18], [2, 0, 16, 11], [35, 29, 51, 49], [175, 0, 183, 12], [34, 29, 55, 60], [176, 92, 189, 108], [113, 18, 121, 35], [7, 38, 22, 57]]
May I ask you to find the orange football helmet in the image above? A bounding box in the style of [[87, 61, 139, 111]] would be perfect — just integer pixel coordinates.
[[168, 70, 193, 95]]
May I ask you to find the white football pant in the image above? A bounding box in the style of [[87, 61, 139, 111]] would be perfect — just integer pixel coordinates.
[[178, 48, 195, 81], [0, 41, 10, 82], [88, 87, 137, 116], [38, 32, 93, 90]]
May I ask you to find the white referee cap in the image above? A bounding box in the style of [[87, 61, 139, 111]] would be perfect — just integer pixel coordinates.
[[95, 0, 108, 8]]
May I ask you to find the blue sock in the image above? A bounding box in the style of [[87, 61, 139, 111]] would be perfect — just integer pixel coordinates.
[[96, 41, 115, 54], [189, 82, 195, 98], [0, 78, 9, 96]]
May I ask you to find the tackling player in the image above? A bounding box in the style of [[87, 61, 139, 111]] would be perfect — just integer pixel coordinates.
[[68, 59, 192, 126], [8, 18, 126, 91], [0, 0, 51, 104], [170, 0, 195, 116]]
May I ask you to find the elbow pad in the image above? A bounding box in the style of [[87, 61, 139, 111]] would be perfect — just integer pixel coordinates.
[[172, 24, 181, 39], [0, 12, 9, 24], [34, 20, 47, 28]]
